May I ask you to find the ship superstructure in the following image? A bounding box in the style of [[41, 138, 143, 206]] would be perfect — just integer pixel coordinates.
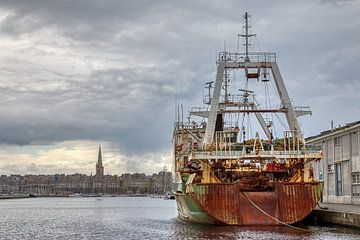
[[172, 13, 322, 225]]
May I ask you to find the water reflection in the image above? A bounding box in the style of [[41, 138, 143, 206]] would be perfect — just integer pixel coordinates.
[[170, 220, 360, 240], [0, 197, 358, 240], [170, 220, 308, 240]]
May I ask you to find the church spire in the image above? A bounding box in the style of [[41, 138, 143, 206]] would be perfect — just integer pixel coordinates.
[[98, 145, 102, 165], [96, 144, 104, 176]]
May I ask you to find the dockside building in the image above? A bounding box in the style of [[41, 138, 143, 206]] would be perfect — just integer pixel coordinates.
[[308, 121, 360, 205]]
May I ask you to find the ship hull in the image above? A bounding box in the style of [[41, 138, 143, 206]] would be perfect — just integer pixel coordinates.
[[175, 193, 220, 224], [175, 181, 322, 225]]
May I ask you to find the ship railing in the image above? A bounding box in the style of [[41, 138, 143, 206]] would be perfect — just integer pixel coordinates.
[[294, 106, 311, 112], [190, 106, 208, 113], [203, 95, 211, 105], [218, 51, 276, 63], [224, 94, 255, 104], [174, 121, 206, 130], [200, 94, 257, 108], [190, 150, 322, 160]]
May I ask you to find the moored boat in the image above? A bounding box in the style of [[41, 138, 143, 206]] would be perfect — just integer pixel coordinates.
[[172, 12, 322, 226]]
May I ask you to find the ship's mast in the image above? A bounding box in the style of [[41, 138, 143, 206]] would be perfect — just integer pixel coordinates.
[[238, 12, 256, 61], [202, 12, 307, 149]]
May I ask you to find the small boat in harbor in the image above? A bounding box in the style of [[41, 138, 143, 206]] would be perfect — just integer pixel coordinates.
[[68, 193, 102, 197], [68, 193, 83, 198]]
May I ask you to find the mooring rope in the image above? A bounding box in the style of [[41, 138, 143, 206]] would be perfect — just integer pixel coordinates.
[[239, 191, 313, 232], [316, 202, 328, 210]]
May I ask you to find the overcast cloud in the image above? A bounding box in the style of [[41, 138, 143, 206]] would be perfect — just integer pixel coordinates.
[[0, 0, 359, 175]]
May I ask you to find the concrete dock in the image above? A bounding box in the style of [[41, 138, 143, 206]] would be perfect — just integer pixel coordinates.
[[310, 203, 360, 228]]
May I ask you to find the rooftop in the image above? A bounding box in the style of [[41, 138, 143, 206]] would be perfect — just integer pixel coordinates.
[[307, 120, 360, 142]]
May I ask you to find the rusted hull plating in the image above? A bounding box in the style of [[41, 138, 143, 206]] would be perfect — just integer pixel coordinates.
[[175, 193, 220, 224], [181, 182, 322, 225]]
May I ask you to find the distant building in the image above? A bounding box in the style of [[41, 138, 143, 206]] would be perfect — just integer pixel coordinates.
[[308, 120, 360, 205], [122, 173, 149, 194], [151, 171, 172, 194], [0, 145, 172, 196]]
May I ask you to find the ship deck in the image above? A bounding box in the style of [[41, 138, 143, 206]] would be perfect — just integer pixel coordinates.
[[190, 150, 322, 160]]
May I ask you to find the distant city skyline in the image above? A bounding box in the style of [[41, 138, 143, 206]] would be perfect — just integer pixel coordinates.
[[0, 141, 171, 175], [0, 1, 359, 175], [0, 145, 173, 197]]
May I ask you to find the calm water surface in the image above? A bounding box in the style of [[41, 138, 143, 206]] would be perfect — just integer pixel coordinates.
[[0, 197, 359, 239]]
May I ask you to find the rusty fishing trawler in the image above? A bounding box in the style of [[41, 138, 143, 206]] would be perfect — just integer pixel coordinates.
[[172, 13, 323, 225]]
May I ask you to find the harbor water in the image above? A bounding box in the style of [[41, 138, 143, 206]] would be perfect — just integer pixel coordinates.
[[0, 197, 359, 240]]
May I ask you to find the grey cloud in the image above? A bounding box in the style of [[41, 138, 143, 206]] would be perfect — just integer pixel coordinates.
[[1, 162, 60, 175], [0, 0, 358, 161]]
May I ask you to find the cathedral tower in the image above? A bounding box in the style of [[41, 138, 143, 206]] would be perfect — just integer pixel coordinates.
[[96, 145, 104, 176]]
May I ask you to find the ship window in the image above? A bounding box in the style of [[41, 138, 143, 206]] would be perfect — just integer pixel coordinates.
[[230, 132, 236, 142], [334, 137, 340, 146], [319, 171, 323, 181]]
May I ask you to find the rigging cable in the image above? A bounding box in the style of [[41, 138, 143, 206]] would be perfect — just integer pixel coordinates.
[[247, 112, 253, 139], [264, 82, 269, 120], [265, 75, 277, 139], [240, 191, 313, 232], [254, 35, 263, 52], [268, 69, 290, 136], [275, 113, 289, 131]]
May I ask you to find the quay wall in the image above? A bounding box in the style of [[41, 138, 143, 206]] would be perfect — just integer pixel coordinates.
[[308, 209, 360, 228], [0, 194, 31, 199]]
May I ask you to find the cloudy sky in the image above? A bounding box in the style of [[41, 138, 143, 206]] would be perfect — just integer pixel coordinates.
[[0, 0, 359, 175]]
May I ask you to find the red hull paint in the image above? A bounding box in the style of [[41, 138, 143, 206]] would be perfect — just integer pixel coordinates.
[[190, 182, 322, 225]]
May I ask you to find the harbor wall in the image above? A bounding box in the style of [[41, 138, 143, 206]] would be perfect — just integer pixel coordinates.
[[308, 209, 360, 228]]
